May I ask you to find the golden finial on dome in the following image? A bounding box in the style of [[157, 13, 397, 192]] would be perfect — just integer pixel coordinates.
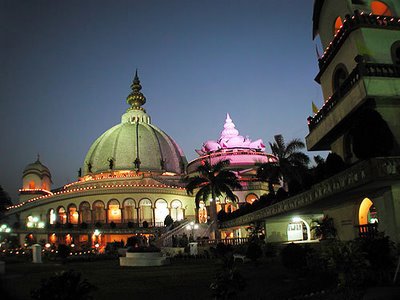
[[126, 69, 146, 111]]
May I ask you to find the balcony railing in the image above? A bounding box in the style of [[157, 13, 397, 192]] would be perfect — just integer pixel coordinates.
[[308, 63, 400, 131], [358, 223, 379, 239], [317, 11, 400, 76]]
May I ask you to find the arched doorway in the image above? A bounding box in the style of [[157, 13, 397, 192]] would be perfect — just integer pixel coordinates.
[[107, 199, 121, 223], [93, 201, 106, 223], [154, 199, 169, 226], [68, 204, 79, 224], [139, 199, 152, 225], [287, 217, 310, 242], [358, 198, 379, 238], [123, 199, 136, 223], [79, 202, 92, 223], [171, 200, 184, 221], [57, 207, 67, 224]]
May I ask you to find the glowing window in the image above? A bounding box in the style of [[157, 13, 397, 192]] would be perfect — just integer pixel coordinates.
[[245, 193, 258, 204], [68, 205, 79, 224], [79, 202, 92, 223], [49, 209, 56, 225], [198, 201, 207, 224], [171, 200, 184, 221], [29, 181, 35, 189], [123, 199, 136, 222], [371, 1, 392, 16], [333, 16, 343, 35], [155, 199, 169, 224], [108, 199, 121, 223], [58, 207, 67, 224]]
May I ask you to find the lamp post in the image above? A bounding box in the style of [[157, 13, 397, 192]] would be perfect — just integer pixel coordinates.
[[186, 221, 199, 241]]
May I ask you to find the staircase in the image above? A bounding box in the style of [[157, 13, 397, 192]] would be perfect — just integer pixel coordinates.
[[156, 221, 212, 247]]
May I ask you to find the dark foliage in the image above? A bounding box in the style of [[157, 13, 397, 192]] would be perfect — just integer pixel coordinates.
[[94, 222, 102, 229], [126, 236, 140, 248], [31, 270, 97, 300], [142, 220, 149, 228], [350, 108, 394, 159], [80, 222, 88, 229], [281, 243, 307, 270], [246, 242, 262, 262], [57, 244, 71, 263], [109, 221, 116, 229], [127, 221, 134, 228]]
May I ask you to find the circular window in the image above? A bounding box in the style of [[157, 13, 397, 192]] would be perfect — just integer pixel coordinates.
[[371, 1, 392, 16]]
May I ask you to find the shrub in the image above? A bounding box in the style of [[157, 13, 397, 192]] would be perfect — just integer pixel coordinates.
[[31, 270, 97, 300], [281, 243, 307, 270], [127, 221, 134, 228], [126, 236, 140, 248], [142, 220, 149, 228], [246, 242, 262, 263], [57, 244, 71, 264], [110, 221, 116, 229], [94, 222, 102, 229], [210, 259, 246, 299]]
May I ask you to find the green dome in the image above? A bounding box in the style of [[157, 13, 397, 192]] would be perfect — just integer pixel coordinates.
[[83, 74, 187, 175]]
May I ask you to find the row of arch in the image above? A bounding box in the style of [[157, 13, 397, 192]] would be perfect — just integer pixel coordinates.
[[46, 198, 185, 226]]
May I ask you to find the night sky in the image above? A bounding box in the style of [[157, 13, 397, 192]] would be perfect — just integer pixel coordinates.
[[1, 0, 324, 201]]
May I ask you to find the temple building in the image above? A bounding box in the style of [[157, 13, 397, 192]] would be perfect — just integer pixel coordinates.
[[2, 72, 276, 248]]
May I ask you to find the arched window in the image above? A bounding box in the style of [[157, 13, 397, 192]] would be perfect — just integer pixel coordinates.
[[123, 199, 136, 222], [68, 204, 79, 224], [333, 16, 343, 35], [371, 1, 392, 16], [245, 193, 258, 204], [359, 198, 379, 225], [171, 200, 184, 221], [48, 209, 56, 225], [29, 181, 35, 189], [139, 199, 152, 224], [107, 199, 121, 223], [57, 207, 67, 224], [332, 64, 348, 93], [92, 201, 106, 223], [391, 41, 400, 65], [154, 199, 169, 225], [79, 202, 92, 223]]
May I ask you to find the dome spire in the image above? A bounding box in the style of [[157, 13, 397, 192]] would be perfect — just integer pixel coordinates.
[[126, 69, 146, 111]]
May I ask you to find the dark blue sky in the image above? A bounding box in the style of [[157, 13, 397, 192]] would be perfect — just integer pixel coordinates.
[[1, 0, 324, 200]]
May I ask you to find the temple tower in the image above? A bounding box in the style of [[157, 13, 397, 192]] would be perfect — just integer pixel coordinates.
[[307, 0, 400, 163]]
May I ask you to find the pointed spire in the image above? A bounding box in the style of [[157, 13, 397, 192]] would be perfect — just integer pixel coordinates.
[[220, 113, 239, 138], [126, 70, 146, 111], [36, 153, 40, 162]]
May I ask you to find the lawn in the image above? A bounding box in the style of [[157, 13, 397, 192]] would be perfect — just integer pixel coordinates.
[[0, 256, 338, 300]]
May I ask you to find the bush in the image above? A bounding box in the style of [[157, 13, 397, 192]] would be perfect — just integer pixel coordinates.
[[281, 243, 307, 270], [127, 221, 134, 228], [142, 221, 149, 228], [110, 221, 116, 229], [246, 242, 262, 262], [57, 244, 71, 264], [126, 236, 140, 248], [31, 270, 97, 300]]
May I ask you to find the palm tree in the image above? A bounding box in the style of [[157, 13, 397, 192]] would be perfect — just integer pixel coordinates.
[[185, 159, 242, 239], [257, 135, 310, 193]]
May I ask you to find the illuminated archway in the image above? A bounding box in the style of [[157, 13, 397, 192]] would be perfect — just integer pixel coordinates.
[[371, 1, 392, 16], [245, 193, 258, 204], [123, 198, 136, 222], [107, 199, 121, 223], [359, 197, 379, 225], [57, 207, 67, 224], [139, 199, 153, 224], [67, 204, 79, 224], [92, 201, 106, 223], [171, 200, 184, 221], [287, 217, 311, 242], [155, 199, 169, 225], [48, 208, 56, 225], [79, 202, 92, 223]]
